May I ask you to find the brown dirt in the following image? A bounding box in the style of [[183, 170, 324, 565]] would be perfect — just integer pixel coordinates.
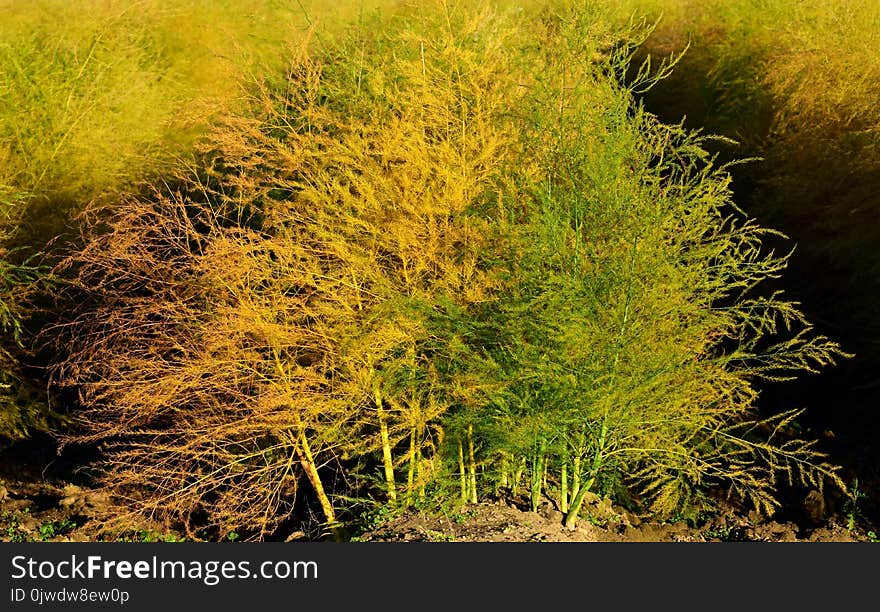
[[356, 493, 870, 543], [0, 477, 116, 542], [0, 439, 139, 542], [1, 477, 869, 542], [0, 443, 870, 543]]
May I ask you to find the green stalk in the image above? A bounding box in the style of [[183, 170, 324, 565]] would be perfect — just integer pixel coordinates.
[[571, 431, 585, 504], [458, 439, 467, 503], [571, 454, 581, 503], [416, 446, 425, 502], [530, 437, 547, 512], [564, 422, 607, 529], [467, 424, 478, 504], [543, 456, 549, 492], [565, 231, 635, 528], [512, 456, 525, 497], [560, 459, 569, 514]]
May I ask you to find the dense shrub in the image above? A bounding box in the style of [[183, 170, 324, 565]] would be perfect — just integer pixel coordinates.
[[47, 1, 847, 539], [629, 0, 880, 369], [0, 0, 327, 442]]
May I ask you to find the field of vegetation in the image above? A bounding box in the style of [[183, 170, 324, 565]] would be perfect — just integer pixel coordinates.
[[0, 0, 876, 542]]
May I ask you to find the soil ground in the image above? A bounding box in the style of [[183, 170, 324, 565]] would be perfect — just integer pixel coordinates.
[[1, 436, 873, 543], [1, 470, 871, 543], [355, 494, 869, 543]]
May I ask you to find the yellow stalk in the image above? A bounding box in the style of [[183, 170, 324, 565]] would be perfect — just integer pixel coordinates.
[[375, 387, 397, 504], [467, 423, 477, 504], [295, 432, 339, 538], [406, 428, 417, 507]]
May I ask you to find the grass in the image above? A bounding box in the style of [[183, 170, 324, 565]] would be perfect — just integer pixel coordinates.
[[1, 508, 31, 542], [0, 509, 76, 542], [36, 518, 77, 541], [111, 529, 186, 543]]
